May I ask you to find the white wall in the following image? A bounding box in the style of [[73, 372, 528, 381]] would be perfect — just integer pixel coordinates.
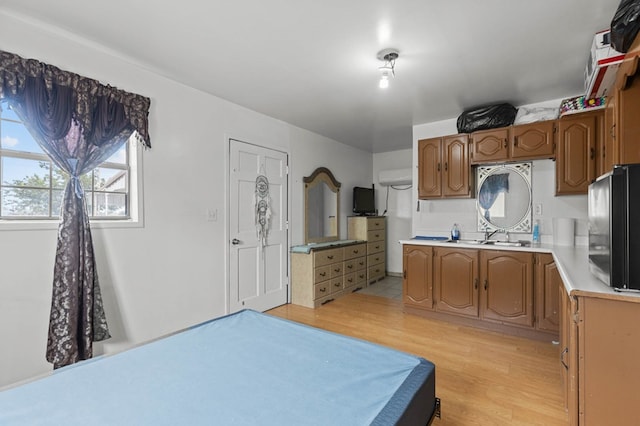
[[373, 149, 413, 274], [0, 12, 372, 387], [412, 99, 589, 245]]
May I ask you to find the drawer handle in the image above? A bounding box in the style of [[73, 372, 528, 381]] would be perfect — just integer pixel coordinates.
[[347, 265, 353, 269], [353, 249, 359, 254], [327, 255, 334, 260], [474, 278, 478, 290], [334, 268, 341, 273], [319, 272, 326, 277], [359, 274, 365, 279], [375, 245, 380, 249], [347, 278, 353, 283], [321, 298, 334, 305], [374, 222, 380, 226], [352, 286, 362, 292], [334, 282, 341, 288], [560, 348, 569, 370], [319, 288, 326, 293], [374, 234, 380, 238]]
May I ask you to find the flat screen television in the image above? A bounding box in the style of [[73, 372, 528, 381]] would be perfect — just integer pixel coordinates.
[[353, 186, 376, 216]]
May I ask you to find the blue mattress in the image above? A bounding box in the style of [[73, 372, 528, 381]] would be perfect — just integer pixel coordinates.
[[0, 310, 436, 425]]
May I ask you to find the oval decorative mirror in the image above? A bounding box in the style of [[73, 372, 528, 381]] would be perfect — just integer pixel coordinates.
[[476, 162, 532, 233], [304, 167, 340, 244]]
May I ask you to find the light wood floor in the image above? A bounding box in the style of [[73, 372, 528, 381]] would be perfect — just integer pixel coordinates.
[[267, 292, 568, 426]]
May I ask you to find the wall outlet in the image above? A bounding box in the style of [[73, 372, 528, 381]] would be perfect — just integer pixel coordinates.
[[207, 208, 218, 222], [534, 203, 543, 215]]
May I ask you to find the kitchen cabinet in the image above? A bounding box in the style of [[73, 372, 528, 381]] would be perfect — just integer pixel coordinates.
[[403, 244, 555, 341], [510, 120, 556, 159], [470, 120, 555, 164], [418, 134, 473, 199], [555, 112, 600, 195], [560, 287, 640, 426], [433, 247, 479, 318], [470, 127, 509, 163], [480, 250, 534, 327], [402, 244, 433, 310], [534, 253, 560, 334]]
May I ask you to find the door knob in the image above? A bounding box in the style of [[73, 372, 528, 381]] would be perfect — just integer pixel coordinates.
[[232, 238, 241, 245]]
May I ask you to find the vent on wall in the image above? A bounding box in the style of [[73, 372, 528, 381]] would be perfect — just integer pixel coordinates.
[[378, 168, 412, 186]]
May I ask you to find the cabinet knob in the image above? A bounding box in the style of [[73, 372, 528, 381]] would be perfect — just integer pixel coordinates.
[[474, 278, 478, 290], [437, 163, 441, 172], [444, 162, 448, 171], [484, 279, 488, 290], [503, 139, 508, 148]]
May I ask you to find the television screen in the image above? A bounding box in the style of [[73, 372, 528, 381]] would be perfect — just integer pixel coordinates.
[[353, 186, 375, 215]]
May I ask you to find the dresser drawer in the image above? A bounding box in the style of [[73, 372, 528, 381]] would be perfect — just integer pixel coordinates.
[[330, 277, 343, 294], [343, 259, 358, 274], [314, 281, 331, 299], [368, 264, 385, 281], [330, 262, 343, 278], [343, 272, 357, 288], [367, 241, 384, 254], [355, 270, 367, 285], [314, 265, 331, 283], [314, 248, 343, 267], [367, 218, 385, 230], [367, 252, 385, 266], [344, 243, 366, 260], [367, 229, 385, 242], [354, 257, 366, 271]]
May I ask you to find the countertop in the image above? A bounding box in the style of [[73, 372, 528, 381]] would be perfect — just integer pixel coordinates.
[[400, 238, 640, 303]]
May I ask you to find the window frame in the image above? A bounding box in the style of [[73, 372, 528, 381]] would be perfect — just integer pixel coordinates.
[[0, 103, 144, 230]]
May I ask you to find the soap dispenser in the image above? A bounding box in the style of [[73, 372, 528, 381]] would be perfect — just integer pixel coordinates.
[[532, 220, 540, 246], [451, 223, 460, 241]]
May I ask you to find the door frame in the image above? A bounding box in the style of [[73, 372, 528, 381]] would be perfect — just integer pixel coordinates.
[[225, 136, 291, 314]]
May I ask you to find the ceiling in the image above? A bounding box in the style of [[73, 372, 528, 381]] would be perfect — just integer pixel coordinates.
[[0, 0, 622, 153]]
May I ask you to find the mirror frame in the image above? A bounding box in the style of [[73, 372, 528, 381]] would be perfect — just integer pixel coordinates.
[[476, 162, 532, 233], [304, 167, 341, 244]]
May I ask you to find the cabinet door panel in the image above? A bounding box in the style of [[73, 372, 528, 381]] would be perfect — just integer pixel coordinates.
[[442, 134, 471, 197], [511, 121, 555, 159], [434, 248, 479, 317], [403, 245, 433, 310], [470, 128, 509, 163], [535, 253, 560, 333], [480, 250, 533, 327], [556, 114, 597, 195], [418, 138, 442, 198]]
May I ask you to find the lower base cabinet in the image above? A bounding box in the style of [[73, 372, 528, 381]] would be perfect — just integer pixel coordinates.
[[434, 247, 479, 317], [402, 245, 433, 310], [560, 288, 640, 426], [402, 245, 559, 340]]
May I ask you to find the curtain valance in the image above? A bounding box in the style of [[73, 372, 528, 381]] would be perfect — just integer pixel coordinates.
[[0, 49, 151, 147]]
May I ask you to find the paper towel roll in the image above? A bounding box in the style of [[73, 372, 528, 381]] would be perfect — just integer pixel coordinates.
[[553, 218, 575, 246]]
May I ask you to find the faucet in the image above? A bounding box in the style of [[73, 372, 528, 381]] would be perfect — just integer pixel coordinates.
[[484, 229, 501, 241]]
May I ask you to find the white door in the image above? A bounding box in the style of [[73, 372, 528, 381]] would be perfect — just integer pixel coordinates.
[[229, 139, 288, 312]]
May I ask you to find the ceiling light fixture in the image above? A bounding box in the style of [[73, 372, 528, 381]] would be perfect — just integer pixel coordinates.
[[377, 48, 399, 89]]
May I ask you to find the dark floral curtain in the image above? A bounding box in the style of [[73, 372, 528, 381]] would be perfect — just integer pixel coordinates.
[[478, 173, 509, 221], [0, 50, 151, 368]]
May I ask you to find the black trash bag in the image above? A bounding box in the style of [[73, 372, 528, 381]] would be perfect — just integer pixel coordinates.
[[611, 0, 640, 53], [456, 103, 517, 134]]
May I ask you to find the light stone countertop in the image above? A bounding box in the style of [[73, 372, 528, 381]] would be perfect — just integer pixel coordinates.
[[399, 238, 640, 303]]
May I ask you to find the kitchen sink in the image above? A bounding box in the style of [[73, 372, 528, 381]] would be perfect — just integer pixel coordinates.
[[448, 239, 526, 247]]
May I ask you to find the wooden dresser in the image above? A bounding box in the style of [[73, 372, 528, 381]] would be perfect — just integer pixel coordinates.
[[291, 241, 367, 308], [347, 216, 386, 284]]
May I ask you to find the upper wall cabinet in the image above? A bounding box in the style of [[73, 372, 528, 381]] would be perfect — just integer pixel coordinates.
[[555, 111, 601, 195], [510, 120, 556, 159], [418, 134, 473, 199], [470, 120, 556, 164]]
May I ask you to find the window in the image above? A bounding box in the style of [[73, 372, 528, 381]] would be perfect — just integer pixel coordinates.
[[0, 101, 138, 222]]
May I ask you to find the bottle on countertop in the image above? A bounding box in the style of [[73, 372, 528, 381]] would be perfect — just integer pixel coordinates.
[[451, 223, 460, 241], [532, 220, 540, 245]]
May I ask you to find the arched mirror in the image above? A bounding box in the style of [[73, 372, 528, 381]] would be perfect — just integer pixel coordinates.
[[476, 162, 532, 233], [304, 167, 340, 244]]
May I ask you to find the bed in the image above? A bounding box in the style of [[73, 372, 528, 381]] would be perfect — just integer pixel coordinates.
[[0, 309, 440, 425]]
